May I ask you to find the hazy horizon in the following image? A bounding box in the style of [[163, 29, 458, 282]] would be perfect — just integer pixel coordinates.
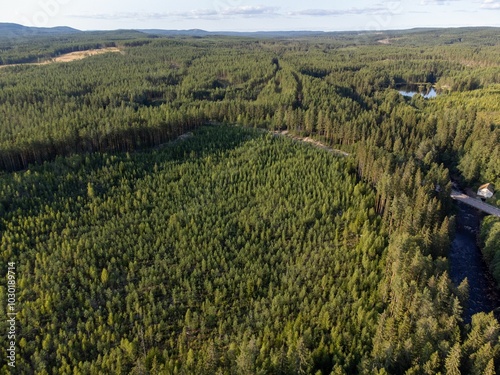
[[2, 0, 500, 33]]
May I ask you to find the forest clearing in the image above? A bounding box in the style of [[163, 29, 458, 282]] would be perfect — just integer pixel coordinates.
[[0, 47, 121, 68]]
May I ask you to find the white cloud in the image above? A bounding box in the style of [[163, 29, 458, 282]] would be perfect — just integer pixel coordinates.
[[481, 0, 500, 9], [420, 0, 459, 4], [71, 5, 280, 21], [220, 6, 278, 16], [288, 7, 387, 17]]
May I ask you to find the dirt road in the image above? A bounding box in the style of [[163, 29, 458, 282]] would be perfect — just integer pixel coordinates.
[[451, 190, 500, 217], [0, 47, 121, 69]]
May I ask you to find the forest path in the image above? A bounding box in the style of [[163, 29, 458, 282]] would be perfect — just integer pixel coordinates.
[[451, 189, 500, 217], [290, 71, 303, 109], [273, 130, 350, 157], [0, 47, 121, 69]]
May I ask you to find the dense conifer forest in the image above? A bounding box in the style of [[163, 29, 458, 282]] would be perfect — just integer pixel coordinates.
[[481, 217, 500, 285], [0, 27, 499, 374]]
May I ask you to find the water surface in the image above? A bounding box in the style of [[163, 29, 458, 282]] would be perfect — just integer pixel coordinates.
[[449, 202, 500, 322], [398, 87, 437, 99]]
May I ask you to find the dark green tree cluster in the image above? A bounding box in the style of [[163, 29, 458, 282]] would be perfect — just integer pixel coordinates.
[[480, 216, 500, 284], [1, 126, 388, 373], [426, 88, 500, 201]]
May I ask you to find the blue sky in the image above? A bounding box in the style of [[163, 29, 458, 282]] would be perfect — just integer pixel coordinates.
[[2, 0, 500, 31]]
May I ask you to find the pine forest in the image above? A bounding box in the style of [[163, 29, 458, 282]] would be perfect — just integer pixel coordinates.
[[0, 27, 500, 374]]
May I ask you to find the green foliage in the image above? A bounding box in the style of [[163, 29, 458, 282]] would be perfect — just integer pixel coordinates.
[[0, 31, 499, 178], [0, 126, 386, 373], [1, 28, 500, 374], [480, 216, 500, 284]]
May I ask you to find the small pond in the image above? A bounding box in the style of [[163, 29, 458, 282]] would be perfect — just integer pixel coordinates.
[[398, 86, 437, 99]]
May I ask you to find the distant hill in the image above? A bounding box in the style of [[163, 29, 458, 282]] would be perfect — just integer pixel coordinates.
[[0, 24, 351, 39], [138, 29, 210, 36], [0, 23, 81, 37], [1, 23, 499, 44]]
